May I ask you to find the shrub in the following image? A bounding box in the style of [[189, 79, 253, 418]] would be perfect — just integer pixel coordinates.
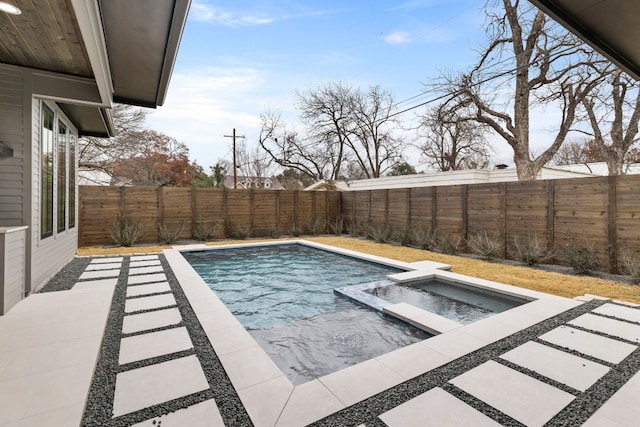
[[309, 216, 325, 236], [367, 222, 391, 243], [410, 225, 437, 250], [393, 228, 412, 247], [563, 232, 600, 275], [329, 216, 344, 235], [510, 233, 554, 266], [192, 220, 222, 241], [435, 231, 461, 255], [620, 248, 640, 284], [110, 218, 143, 247], [157, 221, 186, 244], [269, 223, 282, 239], [290, 223, 302, 237], [466, 230, 502, 260], [229, 221, 250, 239]]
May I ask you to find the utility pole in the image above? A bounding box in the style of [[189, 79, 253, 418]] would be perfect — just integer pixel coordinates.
[[223, 128, 245, 188]]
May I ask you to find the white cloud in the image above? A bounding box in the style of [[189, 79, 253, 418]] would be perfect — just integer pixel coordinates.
[[384, 31, 413, 45], [191, 1, 274, 26]]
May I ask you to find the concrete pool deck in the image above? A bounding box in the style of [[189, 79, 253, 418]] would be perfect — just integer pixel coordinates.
[[1, 241, 639, 426]]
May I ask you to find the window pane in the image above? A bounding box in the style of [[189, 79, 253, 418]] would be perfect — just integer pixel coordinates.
[[57, 121, 67, 232], [41, 105, 54, 238], [69, 133, 76, 228]]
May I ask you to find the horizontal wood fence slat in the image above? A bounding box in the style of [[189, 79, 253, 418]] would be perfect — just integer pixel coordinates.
[[80, 174, 640, 273]]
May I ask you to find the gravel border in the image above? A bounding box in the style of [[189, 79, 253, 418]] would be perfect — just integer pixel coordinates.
[[37, 256, 92, 293], [39, 252, 639, 427], [311, 299, 640, 427], [80, 254, 253, 427]]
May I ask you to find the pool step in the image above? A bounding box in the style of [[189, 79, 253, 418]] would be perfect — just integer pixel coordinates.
[[384, 302, 463, 335]]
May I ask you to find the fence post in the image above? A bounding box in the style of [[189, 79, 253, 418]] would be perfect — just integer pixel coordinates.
[[222, 188, 228, 238], [500, 183, 507, 258], [157, 187, 163, 226], [547, 180, 555, 253], [249, 189, 255, 237], [191, 187, 197, 234], [325, 191, 330, 233], [368, 191, 372, 225], [276, 190, 281, 232], [461, 185, 468, 245], [608, 175, 618, 274], [384, 189, 389, 228], [119, 186, 125, 220], [431, 186, 437, 232], [407, 188, 412, 229]]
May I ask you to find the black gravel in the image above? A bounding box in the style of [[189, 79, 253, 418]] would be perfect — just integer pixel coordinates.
[[40, 253, 640, 427], [37, 256, 92, 293]]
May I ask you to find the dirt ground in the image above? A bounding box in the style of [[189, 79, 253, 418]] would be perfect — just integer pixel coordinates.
[[78, 235, 640, 304]]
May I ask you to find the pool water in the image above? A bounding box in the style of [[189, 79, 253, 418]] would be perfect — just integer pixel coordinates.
[[369, 279, 527, 324], [183, 244, 429, 385]]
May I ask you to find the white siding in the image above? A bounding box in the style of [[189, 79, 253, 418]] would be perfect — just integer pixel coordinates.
[[0, 226, 27, 314], [0, 66, 24, 227], [29, 100, 78, 293]]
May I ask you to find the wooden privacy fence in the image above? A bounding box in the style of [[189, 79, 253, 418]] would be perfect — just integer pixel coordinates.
[[79, 187, 341, 246], [341, 175, 640, 273]]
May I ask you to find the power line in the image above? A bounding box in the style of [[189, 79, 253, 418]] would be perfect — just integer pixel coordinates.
[[223, 128, 245, 188]]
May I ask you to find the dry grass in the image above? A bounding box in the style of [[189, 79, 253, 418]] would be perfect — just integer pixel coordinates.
[[78, 236, 640, 304]]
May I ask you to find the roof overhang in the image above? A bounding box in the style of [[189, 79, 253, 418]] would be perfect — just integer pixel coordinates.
[[530, 0, 640, 80], [0, 0, 191, 136], [98, 0, 191, 108]]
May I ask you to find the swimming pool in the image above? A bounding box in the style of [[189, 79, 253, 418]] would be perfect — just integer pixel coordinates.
[[183, 243, 429, 385]]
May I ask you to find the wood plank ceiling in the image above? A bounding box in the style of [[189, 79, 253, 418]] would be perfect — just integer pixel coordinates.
[[0, 0, 92, 78]]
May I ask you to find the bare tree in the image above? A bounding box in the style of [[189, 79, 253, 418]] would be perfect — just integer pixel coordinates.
[[580, 69, 640, 175], [78, 104, 147, 177], [440, 0, 608, 180], [552, 139, 590, 165], [418, 102, 491, 171], [347, 85, 405, 178], [235, 141, 273, 183], [258, 109, 343, 180]]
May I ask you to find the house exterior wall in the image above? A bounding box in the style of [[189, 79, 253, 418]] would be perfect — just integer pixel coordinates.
[[29, 100, 78, 293], [0, 226, 27, 315], [0, 65, 25, 227]]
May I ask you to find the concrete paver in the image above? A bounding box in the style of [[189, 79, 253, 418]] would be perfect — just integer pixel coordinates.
[[450, 360, 575, 427], [85, 262, 122, 271], [122, 308, 183, 334], [593, 303, 640, 324], [125, 282, 171, 297], [131, 399, 225, 427], [124, 293, 176, 313], [119, 327, 193, 365], [112, 355, 209, 417], [379, 387, 502, 427], [129, 265, 165, 275], [130, 255, 159, 261], [128, 273, 167, 285], [130, 260, 162, 268], [500, 341, 609, 392], [539, 325, 637, 364], [73, 278, 119, 290], [90, 257, 124, 264], [570, 313, 640, 343], [79, 269, 120, 280]]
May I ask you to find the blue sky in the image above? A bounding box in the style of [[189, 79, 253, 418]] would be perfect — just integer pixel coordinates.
[[144, 0, 517, 172]]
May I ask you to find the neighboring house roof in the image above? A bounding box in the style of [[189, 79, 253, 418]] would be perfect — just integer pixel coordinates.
[[0, 0, 191, 135], [530, 0, 640, 80], [224, 176, 284, 190], [304, 166, 594, 191], [550, 162, 640, 176], [78, 169, 112, 186]]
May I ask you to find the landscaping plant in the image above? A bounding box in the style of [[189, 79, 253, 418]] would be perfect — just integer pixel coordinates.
[[620, 248, 640, 284], [510, 233, 554, 266], [410, 225, 437, 250], [109, 218, 143, 247], [563, 232, 600, 275], [192, 220, 222, 241], [157, 221, 186, 244], [466, 230, 502, 260]]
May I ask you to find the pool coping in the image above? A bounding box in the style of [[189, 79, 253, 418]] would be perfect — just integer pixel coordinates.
[[165, 239, 584, 427]]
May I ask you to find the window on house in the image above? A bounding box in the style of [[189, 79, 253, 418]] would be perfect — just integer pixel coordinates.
[[57, 121, 67, 232], [69, 134, 76, 228], [264, 180, 271, 189], [41, 105, 54, 239], [41, 103, 76, 239]]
